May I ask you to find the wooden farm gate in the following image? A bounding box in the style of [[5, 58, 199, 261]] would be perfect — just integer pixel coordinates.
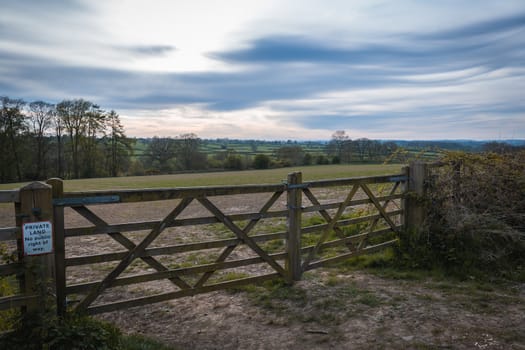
[[0, 164, 428, 317]]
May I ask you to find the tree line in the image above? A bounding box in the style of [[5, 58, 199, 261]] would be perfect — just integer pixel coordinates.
[[0, 97, 412, 183], [137, 131, 402, 174], [5, 95, 519, 183], [1, 96, 132, 182], [325, 130, 399, 163]]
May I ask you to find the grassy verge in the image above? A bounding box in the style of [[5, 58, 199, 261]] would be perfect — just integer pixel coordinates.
[[0, 313, 178, 350], [119, 334, 177, 350], [0, 164, 402, 191], [234, 276, 384, 327]]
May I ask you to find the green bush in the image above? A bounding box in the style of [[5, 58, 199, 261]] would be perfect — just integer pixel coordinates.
[[0, 243, 19, 332], [1, 236, 174, 350], [253, 154, 270, 169], [0, 313, 121, 350], [0, 312, 177, 350]]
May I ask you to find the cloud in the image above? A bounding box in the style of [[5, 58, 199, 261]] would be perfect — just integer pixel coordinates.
[[1, 2, 524, 140], [0, 0, 95, 43], [211, 17, 524, 72], [211, 36, 355, 63], [212, 35, 437, 69], [118, 45, 176, 56], [0, 0, 89, 15], [420, 12, 525, 40]]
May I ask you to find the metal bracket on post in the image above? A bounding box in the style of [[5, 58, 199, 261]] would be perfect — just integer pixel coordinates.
[[53, 195, 120, 206], [31, 207, 42, 218], [286, 183, 310, 190]]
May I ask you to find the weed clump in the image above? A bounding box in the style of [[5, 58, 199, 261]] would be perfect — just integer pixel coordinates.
[[396, 151, 525, 280], [0, 313, 121, 350], [0, 311, 176, 349]]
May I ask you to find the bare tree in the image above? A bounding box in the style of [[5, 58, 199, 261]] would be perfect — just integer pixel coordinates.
[[275, 145, 304, 166], [104, 110, 133, 176], [0, 96, 27, 181], [354, 138, 371, 162], [53, 109, 65, 178], [56, 99, 105, 178], [176, 133, 206, 170], [28, 101, 55, 178], [83, 105, 106, 177], [327, 130, 352, 163], [145, 137, 178, 172]]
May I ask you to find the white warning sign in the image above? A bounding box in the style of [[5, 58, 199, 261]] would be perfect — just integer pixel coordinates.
[[23, 221, 53, 256]]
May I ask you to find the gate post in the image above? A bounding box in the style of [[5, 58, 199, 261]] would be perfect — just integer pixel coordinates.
[[286, 172, 302, 282], [15, 182, 55, 315], [47, 178, 66, 316], [404, 162, 428, 232]]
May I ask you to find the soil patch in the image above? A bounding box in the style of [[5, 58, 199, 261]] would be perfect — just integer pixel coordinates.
[[98, 269, 525, 350], [1, 188, 523, 349]]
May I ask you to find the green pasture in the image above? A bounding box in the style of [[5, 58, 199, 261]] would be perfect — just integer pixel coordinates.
[[199, 143, 327, 158], [135, 139, 329, 158], [0, 164, 403, 191]]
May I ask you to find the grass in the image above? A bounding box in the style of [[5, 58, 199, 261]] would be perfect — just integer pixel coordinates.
[[235, 274, 384, 325], [336, 249, 525, 315], [210, 271, 251, 284], [0, 309, 179, 350], [0, 164, 403, 191], [120, 334, 178, 350]]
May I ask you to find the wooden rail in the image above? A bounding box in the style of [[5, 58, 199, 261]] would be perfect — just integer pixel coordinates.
[[0, 190, 19, 203], [0, 168, 422, 316], [0, 227, 18, 242], [0, 190, 24, 312], [46, 172, 406, 314]]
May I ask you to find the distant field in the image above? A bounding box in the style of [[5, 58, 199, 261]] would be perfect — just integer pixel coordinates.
[[132, 139, 329, 159], [0, 164, 403, 191]]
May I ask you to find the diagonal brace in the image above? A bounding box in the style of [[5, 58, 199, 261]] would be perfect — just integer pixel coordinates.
[[75, 197, 193, 312], [72, 206, 191, 290], [302, 188, 348, 240], [360, 184, 399, 233], [302, 185, 359, 270], [193, 191, 284, 288], [357, 182, 401, 250], [197, 197, 287, 279]]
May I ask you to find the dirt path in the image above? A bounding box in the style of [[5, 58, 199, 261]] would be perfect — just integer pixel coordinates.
[[98, 269, 525, 350], [2, 189, 523, 349]]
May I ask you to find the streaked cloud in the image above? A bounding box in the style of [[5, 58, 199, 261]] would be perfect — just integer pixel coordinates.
[[0, 1, 524, 140], [118, 45, 176, 57]]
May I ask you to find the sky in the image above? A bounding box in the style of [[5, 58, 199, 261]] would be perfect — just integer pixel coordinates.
[[1, 0, 525, 140]]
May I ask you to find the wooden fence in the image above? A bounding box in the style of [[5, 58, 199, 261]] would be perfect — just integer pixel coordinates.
[[0, 164, 428, 317]]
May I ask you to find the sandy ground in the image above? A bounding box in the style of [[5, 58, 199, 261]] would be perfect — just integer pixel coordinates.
[[97, 268, 525, 350]]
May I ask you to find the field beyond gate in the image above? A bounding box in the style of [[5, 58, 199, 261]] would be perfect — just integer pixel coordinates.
[[1, 168, 407, 316]]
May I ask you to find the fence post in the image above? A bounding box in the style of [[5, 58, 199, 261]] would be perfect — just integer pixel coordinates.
[[400, 166, 409, 228], [47, 178, 66, 316], [286, 172, 302, 282], [404, 162, 428, 232], [452, 161, 461, 204], [15, 182, 55, 315]]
